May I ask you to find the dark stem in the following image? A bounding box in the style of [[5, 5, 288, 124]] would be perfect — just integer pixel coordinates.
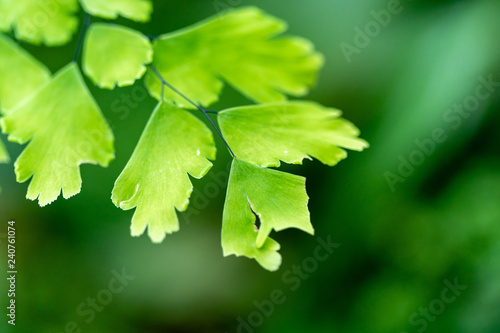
[[73, 13, 91, 63], [150, 65, 236, 158]]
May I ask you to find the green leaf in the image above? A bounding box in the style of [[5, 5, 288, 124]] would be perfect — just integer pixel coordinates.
[[219, 101, 369, 167], [83, 23, 153, 89], [79, 0, 152, 22], [112, 102, 216, 243], [0, 63, 114, 206], [222, 158, 313, 271], [0, 34, 51, 113], [0, 0, 79, 46], [145, 6, 323, 109]]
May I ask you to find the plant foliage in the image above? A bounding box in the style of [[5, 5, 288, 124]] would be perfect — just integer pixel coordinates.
[[0, 34, 50, 112], [111, 102, 216, 243], [83, 23, 153, 89], [80, 0, 152, 22], [222, 158, 313, 271], [0, 0, 79, 46], [0, 63, 114, 206], [0, 1, 368, 270], [145, 7, 324, 108], [219, 101, 369, 167]]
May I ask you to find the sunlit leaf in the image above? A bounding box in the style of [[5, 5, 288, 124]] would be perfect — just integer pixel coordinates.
[[0, 0, 79, 46], [112, 102, 216, 243], [222, 158, 313, 271], [219, 101, 369, 167], [0, 63, 114, 206], [79, 0, 152, 22], [0, 33, 49, 195], [83, 23, 153, 89], [0, 33, 51, 113], [146, 6, 323, 109]]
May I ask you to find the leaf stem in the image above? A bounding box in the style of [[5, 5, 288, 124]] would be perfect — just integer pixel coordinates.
[[150, 65, 235, 158], [73, 13, 91, 63]]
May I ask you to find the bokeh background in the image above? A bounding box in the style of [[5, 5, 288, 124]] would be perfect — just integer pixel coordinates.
[[1, 0, 500, 332]]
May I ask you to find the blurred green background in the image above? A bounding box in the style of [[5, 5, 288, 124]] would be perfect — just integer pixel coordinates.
[[1, 0, 500, 332]]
